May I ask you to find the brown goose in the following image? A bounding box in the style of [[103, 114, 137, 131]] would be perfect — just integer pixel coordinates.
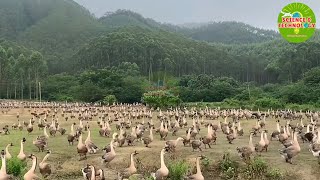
[[17, 138, 27, 161], [119, 151, 139, 178], [39, 150, 52, 178], [142, 128, 153, 147], [159, 122, 168, 140], [67, 123, 77, 145], [191, 139, 202, 152], [24, 154, 39, 180], [183, 128, 192, 146], [85, 128, 98, 154], [33, 136, 47, 152], [255, 131, 266, 153], [0, 150, 11, 180], [27, 119, 33, 134], [165, 137, 184, 152], [226, 126, 237, 144], [102, 133, 117, 165], [77, 133, 88, 160], [279, 131, 301, 164], [236, 132, 255, 161], [152, 148, 169, 180], [4, 143, 13, 160], [187, 156, 205, 180]]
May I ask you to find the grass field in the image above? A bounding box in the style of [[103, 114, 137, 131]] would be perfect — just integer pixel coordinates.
[[0, 107, 319, 180]]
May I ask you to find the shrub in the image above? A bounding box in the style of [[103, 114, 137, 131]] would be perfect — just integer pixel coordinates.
[[103, 95, 117, 105], [218, 153, 239, 179], [254, 97, 284, 109], [243, 157, 268, 179], [266, 168, 283, 180], [168, 160, 189, 180], [4, 157, 27, 176], [142, 90, 182, 108]]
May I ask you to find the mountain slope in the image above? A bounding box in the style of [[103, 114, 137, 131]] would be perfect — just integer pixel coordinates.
[[182, 21, 280, 44], [99, 9, 181, 32], [0, 0, 108, 73]]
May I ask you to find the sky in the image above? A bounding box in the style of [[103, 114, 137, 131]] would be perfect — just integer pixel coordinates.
[[74, 0, 320, 30]]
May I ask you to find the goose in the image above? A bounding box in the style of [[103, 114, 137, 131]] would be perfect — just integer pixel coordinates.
[[226, 126, 237, 144], [18, 120, 23, 131], [165, 137, 184, 152], [83, 165, 95, 180], [237, 121, 243, 136], [24, 154, 40, 180], [191, 139, 202, 152], [82, 164, 106, 180], [142, 127, 153, 147], [183, 128, 192, 146], [39, 150, 52, 178], [67, 123, 77, 145], [159, 122, 168, 140], [85, 128, 98, 154], [278, 126, 288, 143], [279, 131, 301, 164], [263, 130, 270, 152], [0, 150, 11, 180], [27, 119, 33, 134], [117, 128, 126, 147], [187, 156, 205, 180], [200, 125, 213, 148], [255, 131, 266, 153], [17, 138, 27, 161], [4, 143, 13, 160], [271, 120, 281, 140], [119, 151, 139, 178], [33, 136, 47, 152], [236, 132, 255, 161], [77, 133, 88, 160], [102, 133, 117, 165], [152, 148, 169, 180], [102, 132, 118, 153], [126, 127, 137, 146]]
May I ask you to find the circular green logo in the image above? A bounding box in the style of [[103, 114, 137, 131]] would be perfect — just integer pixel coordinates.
[[278, 3, 316, 43]]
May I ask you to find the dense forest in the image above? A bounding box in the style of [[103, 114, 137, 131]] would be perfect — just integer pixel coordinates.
[[0, 0, 319, 109]]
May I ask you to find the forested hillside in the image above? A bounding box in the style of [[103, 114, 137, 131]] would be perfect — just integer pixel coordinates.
[[0, 0, 319, 109]]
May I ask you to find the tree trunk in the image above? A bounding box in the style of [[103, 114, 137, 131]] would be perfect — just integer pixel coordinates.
[[28, 71, 31, 100], [14, 82, 17, 99]]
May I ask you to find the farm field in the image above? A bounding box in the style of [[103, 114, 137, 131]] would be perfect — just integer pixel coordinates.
[[0, 104, 319, 180]]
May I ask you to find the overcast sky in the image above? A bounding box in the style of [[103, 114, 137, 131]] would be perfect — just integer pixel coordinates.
[[74, 0, 319, 30]]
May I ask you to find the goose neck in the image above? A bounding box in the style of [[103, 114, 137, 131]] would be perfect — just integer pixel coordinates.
[[196, 157, 202, 175], [0, 156, 6, 173]]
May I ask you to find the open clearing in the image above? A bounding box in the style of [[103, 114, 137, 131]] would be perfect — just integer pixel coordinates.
[[0, 106, 319, 180]]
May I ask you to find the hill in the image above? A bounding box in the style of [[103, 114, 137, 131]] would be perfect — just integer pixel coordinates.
[[0, 0, 107, 73], [98, 9, 181, 32], [182, 21, 280, 44]]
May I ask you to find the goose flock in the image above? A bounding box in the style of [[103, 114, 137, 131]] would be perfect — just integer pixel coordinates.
[[0, 101, 319, 179]]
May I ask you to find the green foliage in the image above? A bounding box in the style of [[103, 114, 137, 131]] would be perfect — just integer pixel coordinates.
[[142, 91, 182, 108], [103, 95, 117, 105], [218, 153, 239, 180], [243, 157, 268, 179], [3, 157, 27, 177], [254, 97, 284, 109], [266, 168, 284, 180], [167, 160, 189, 180]]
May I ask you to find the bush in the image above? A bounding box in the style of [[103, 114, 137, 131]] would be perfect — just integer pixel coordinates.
[[243, 157, 268, 179], [266, 168, 283, 180], [3, 157, 27, 177], [103, 95, 117, 105], [142, 90, 182, 108], [167, 160, 189, 180], [218, 153, 239, 179], [254, 97, 284, 109]]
